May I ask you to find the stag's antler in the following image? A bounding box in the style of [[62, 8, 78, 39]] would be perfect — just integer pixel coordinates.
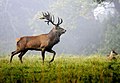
[[40, 12, 55, 25], [57, 17, 63, 26], [40, 12, 63, 26]]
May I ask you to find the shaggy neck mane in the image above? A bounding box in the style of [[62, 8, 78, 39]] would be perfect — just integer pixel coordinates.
[[48, 29, 60, 45]]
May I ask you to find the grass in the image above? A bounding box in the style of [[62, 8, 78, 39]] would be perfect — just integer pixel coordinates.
[[0, 54, 120, 83]]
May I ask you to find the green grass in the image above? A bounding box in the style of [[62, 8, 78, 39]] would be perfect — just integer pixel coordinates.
[[0, 54, 120, 83]]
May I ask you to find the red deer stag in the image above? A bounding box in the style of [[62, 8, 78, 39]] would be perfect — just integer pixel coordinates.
[[10, 12, 66, 63]]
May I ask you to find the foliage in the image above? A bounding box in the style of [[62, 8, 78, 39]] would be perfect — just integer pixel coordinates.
[[0, 54, 120, 83], [93, 0, 105, 4], [50, 0, 96, 28], [99, 16, 120, 53]]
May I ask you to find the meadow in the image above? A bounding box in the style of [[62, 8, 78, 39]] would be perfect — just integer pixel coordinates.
[[0, 54, 120, 83]]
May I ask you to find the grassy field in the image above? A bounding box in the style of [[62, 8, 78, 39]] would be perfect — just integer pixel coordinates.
[[0, 54, 120, 83]]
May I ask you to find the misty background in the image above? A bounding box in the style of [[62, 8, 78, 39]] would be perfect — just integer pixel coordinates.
[[0, 0, 120, 55]]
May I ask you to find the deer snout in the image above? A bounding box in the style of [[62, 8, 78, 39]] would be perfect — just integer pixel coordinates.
[[63, 29, 66, 33]]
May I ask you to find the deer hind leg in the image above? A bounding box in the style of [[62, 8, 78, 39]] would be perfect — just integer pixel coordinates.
[[47, 50, 56, 63], [41, 49, 45, 64], [10, 50, 21, 63], [18, 50, 28, 63]]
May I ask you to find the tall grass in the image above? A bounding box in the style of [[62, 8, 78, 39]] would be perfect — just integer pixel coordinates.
[[0, 54, 120, 83]]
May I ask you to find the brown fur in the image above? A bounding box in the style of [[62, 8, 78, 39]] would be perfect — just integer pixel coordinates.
[[10, 12, 66, 63]]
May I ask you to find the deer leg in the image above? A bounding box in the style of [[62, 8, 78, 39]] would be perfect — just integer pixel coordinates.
[[47, 50, 56, 63], [11, 50, 21, 55], [18, 50, 28, 63], [10, 50, 21, 63], [41, 49, 45, 64]]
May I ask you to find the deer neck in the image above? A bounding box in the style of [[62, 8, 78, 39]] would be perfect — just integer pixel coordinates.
[[48, 30, 60, 39], [48, 30, 60, 44]]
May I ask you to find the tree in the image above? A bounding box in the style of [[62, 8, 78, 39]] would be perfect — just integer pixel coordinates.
[[93, 0, 120, 14], [99, 16, 120, 54], [93, 0, 120, 53]]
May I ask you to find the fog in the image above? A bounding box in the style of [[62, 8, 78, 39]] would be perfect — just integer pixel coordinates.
[[0, 0, 120, 55]]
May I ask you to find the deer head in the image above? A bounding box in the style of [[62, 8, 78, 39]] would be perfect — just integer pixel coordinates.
[[39, 12, 66, 36]]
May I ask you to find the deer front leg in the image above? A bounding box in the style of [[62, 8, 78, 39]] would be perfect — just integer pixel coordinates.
[[47, 50, 56, 63]]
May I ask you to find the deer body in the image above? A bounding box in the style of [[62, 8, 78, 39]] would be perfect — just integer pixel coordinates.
[[17, 28, 62, 51], [10, 12, 66, 63]]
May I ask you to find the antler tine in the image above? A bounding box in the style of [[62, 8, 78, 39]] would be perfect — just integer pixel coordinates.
[[45, 12, 47, 16], [49, 15, 56, 25], [59, 18, 63, 25], [47, 11, 50, 16], [42, 12, 46, 17], [52, 15, 55, 23], [44, 12, 47, 16], [57, 17, 60, 26], [50, 15, 52, 21], [42, 12, 44, 16]]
